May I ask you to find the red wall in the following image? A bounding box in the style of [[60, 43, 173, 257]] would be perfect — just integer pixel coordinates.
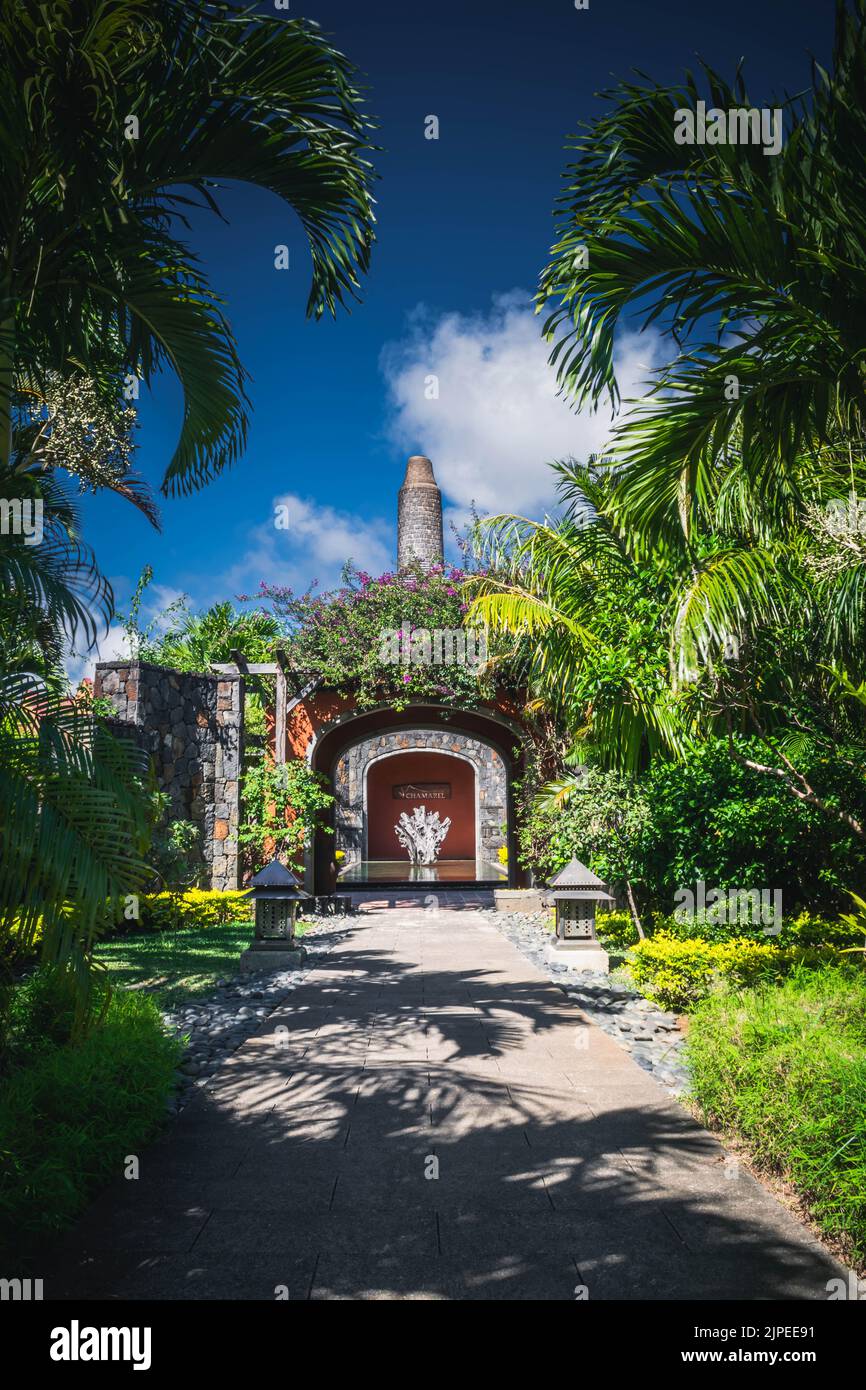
[[366, 752, 475, 860]]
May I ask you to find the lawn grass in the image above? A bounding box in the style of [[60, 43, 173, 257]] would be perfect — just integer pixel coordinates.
[[686, 964, 866, 1266], [95, 917, 312, 1011]]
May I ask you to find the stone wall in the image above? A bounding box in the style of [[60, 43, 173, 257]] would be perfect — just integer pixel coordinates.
[[334, 726, 508, 869], [94, 660, 244, 891], [397, 455, 444, 569]]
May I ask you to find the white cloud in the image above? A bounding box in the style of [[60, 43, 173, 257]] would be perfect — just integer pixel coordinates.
[[381, 290, 664, 516], [219, 492, 393, 600], [64, 582, 186, 687]]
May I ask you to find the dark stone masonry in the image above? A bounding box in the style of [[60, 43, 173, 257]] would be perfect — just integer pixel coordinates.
[[93, 660, 244, 890], [334, 726, 508, 867], [397, 454, 444, 569]]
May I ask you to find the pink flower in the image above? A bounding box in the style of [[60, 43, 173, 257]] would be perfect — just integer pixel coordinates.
[[402, 673, 411, 683]]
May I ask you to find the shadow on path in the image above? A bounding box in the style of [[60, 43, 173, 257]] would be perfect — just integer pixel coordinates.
[[46, 912, 847, 1301]]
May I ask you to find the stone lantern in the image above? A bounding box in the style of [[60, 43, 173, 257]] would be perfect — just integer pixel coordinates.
[[239, 858, 309, 974], [546, 857, 614, 974]]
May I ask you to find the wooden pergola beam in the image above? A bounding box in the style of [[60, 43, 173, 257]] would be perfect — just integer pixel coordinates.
[[274, 647, 288, 765]]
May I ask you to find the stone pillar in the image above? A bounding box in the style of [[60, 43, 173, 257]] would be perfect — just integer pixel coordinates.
[[397, 455, 444, 569]]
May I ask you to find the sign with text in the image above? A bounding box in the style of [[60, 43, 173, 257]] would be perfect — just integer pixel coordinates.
[[392, 783, 451, 801]]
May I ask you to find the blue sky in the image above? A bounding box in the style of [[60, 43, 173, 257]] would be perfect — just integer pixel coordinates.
[[71, 0, 835, 677]]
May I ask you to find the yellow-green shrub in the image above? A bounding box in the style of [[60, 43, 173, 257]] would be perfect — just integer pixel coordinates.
[[595, 909, 640, 952], [628, 933, 784, 1011], [7, 890, 252, 953], [116, 889, 252, 933]]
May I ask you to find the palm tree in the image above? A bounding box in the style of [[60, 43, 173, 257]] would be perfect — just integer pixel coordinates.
[[511, 1, 866, 836], [0, 458, 113, 669], [539, 1, 866, 554], [469, 462, 688, 774], [0, 0, 377, 494], [0, 670, 152, 1043]]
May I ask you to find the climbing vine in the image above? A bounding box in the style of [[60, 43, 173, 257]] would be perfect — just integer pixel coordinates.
[[237, 761, 334, 874]]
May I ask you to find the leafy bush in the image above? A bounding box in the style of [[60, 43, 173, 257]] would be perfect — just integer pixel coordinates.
[[514, 765, 648, 888], [0, 989, 181, 1255], [595, 909, 640, 952], [2, 967, 110, 1074], [643, 908, 866, 948], [637, 740, 866, 916], [255, 561, 505, 711], [120, 889, 252, 933], [7, 890, 252, 951], [238, 759, 333, 874], [686, 966, 866, 1264], [146, 788, 201, 890], [515, 740, 866, 917], [626, 933, 834, 1012]]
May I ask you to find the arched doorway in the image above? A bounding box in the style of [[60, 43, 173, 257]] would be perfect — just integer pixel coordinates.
[[303, 703, 522, 891], [364, 749, 477, 875]]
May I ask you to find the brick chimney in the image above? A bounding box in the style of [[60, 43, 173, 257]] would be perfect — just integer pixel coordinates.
[[397, 455, 444, 569]]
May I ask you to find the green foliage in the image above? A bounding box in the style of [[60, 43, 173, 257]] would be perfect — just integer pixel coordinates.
[[0, 460, 114, 658], [686, 966, 866, 1264], [120, 889, 252, 935], [470, 11, 866, 853], [2, 966, 109, 1075], [628, 933, 779, 1011], [637, 739, 866, 915], [258, 562, 501, 711], [515, 737, 866, 917], [238, 760, 334, 873], [595, 910, 640, 952], [6, 891, 253, 960], [119, 573, 280, 742], [0, 0, 377, 493], [136, 595, 281, 674], [538, 5, 866, 526], [0, 673, 153, 1046], [0, 986, 181, 1256], [145, 788, 201, 890], [470, 465, 683, 770], [627, 933, 836, 1012], [515, 762, 649, 893]]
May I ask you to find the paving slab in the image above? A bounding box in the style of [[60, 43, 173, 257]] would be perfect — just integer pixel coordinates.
[[46, 907, 850, 1301]]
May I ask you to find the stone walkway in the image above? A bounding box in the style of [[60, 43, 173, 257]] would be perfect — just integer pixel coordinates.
[[50, 909, 847, 1300]]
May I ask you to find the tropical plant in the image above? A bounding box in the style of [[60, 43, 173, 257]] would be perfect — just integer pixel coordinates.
[[135, 593, 282, 674], [0, 673, 153, 1047], [535, 5, 866, 677], [237, 759, 334, 874], [539, 3, 866, 529], [0, 0, 377, 493], [255, 561, 501, 711], [474, 7, 866, 839], [0, 459, 113, 672], [469, 462, 687, 772]]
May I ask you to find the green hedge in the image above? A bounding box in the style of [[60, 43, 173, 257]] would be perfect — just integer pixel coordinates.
[[7, 890, 253, 954], [0, 989, 181, 1257], [115, 889, 252, 933], [626, 932, 839, 1012], [686, 966, 866, 1265]]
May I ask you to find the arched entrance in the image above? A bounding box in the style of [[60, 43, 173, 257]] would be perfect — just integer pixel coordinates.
[[365, 748, 477, 871], [304, 704, 520, 891]]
